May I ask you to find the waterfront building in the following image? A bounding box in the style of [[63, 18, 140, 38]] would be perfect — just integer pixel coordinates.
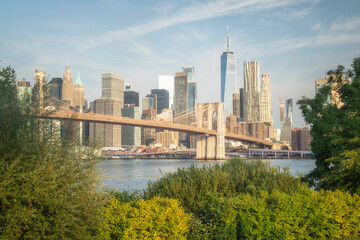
[[158, 75, 174, 109], [156, 131, 179, 148], [48, 78, 62, 100], [174, 72, 187, 115], [121, 105, 141, 147], [221, 26, 236, 115], [285, 98, 293, 127], [182, 66, 197, 110], [232, 93, 240, 118], [62, 65, 73, 106], [102, 73, 124, 102], [73, 72, 85, 108], [292, 127, 312, 151], [151, 89, 169, 114], [260, 74, 272, 124], [243, 61, 260, 122]]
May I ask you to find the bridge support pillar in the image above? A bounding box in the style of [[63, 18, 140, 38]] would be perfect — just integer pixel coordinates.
[[196, 103, 225, 160]]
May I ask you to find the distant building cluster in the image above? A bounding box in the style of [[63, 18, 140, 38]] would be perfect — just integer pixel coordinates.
[[18, 26, 344, 152]]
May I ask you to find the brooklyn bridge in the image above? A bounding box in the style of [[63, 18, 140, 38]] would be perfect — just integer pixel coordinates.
[[42, 102, 273, 160]]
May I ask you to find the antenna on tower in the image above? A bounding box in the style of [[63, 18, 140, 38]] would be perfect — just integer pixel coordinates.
[[227, 25, 230, 52], [67, 56, 69, 66]]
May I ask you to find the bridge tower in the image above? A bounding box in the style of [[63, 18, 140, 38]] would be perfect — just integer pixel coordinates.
[[196, 102, 225, 159]]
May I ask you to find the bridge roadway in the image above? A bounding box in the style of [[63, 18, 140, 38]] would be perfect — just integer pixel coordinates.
[[44, 110, 273, 147]]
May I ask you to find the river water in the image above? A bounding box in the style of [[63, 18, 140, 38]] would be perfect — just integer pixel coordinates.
[[99, 158, 316, 192]]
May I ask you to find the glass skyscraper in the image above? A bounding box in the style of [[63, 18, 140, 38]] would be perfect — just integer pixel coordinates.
[[221, 27, 236, 115], [182, 66, 197, 110], [286, 98, 293, 126]]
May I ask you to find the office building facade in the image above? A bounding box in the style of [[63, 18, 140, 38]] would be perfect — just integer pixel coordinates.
[[174, 72, 188, 115], [141, 109, 156, 145], [48, 78, 63, 100], [121, 106, 141, 147], [102, 73, 124, 102], [285, 98, 293, 127], [260, 74, 272, 124], [151, 89, 169, 114], [124, 90, 139, 107], [239, 88, 244, 120], [73, 72, 85, 108], [221, 27, 236, 115], [244, 61, 260, 122], [62, 65, 73, 106], [232, 93, 240, 118], [182, 66, 197, 110]]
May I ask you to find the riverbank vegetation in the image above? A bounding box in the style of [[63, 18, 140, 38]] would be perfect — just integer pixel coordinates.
[[1, 60, 360, 239]]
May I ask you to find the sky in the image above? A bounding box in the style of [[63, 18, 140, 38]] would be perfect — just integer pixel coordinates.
[[1, 0, 360, 129]]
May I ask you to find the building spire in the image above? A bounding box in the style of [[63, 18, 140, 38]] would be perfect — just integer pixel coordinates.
[[227, 25, 230, 52], [67, 56, 69, 66]]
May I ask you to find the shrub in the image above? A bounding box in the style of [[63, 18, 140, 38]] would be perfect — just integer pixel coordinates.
[[0, 66, 107, 239], [103, 197, 190, 239], [144, 158, 304, 213]]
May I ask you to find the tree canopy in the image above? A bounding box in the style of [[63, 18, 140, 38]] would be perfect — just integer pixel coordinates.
[[297, 57, 360, 193]]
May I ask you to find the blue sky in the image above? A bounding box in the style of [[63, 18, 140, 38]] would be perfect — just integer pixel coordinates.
[[1, 0, 360, 128]]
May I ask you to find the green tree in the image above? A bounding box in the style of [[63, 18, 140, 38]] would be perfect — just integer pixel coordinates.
[[297, 57, 360, 193], [0, 66, 107, 239]]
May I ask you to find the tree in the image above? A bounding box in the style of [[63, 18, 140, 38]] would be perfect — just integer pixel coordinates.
[[0, 66, 107, 239], [297, 57, 360, 193]]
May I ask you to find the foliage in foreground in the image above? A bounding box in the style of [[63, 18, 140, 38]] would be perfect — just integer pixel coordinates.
[[101, 197, 190, 239], [0, 66, 107, 239], [297, 57, 360, 193], [144, 159, 305, 214]]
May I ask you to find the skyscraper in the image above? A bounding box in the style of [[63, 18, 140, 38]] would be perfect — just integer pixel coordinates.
[[174, 72, 187, 115], [124, 90, 139, 107], [121, 105, 141, 147], [73, 72, 85, 107], [62, 64, 73, 106], [239, 88, 244, 120], [280, 100, 285, 129], [102, 73, 124, 102], [35, 70, 46, 107], [89, 72, 124, 147], [260, 74, 272, 124], [151, 89, 169, 114], [182, 66, 197, 110], [243, 61, 260, 122], [232, 93, 240, 117], [158, 75, 174, 109], [286, 98, 293, 127], [48, 78, 62, 100], [221, 26, 236, 115]]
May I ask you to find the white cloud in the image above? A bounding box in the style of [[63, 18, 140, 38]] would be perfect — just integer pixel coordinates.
[[77, 0, 317, 52]]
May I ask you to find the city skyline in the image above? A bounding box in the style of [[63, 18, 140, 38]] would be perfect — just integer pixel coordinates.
[[1, 0, 360, 129]]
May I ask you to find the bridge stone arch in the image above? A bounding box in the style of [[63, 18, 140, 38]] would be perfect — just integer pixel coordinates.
[[196, 102, 225, 159]]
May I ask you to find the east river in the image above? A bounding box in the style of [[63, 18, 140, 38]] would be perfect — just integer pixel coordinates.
[[99, 158, 316, 192]]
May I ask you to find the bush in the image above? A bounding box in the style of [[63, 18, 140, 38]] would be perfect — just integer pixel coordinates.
[[0, 66, 107, 239], [202, 188, 360, 239], [144, 158, 304, 213], [103, 197, 190, 239]]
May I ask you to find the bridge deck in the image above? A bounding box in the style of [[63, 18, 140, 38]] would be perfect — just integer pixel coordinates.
[[44, 110, 273, 147]]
